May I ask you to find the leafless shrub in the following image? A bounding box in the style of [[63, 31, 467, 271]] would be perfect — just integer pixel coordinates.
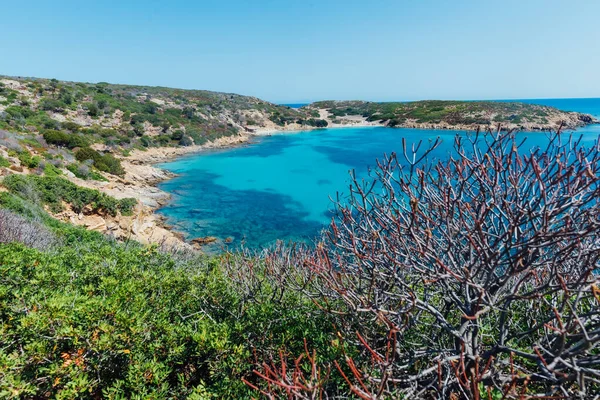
[[77, 163, 90, 178], [0, 135, 23, 153], [35, 135, 48, 148], [246, 128, 600, 399], [0, 209, 57, 250]]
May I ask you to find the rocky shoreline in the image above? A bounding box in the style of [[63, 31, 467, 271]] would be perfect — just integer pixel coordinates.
[[2, 115, 597, 253]]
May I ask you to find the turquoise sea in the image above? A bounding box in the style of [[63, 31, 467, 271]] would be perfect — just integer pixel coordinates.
[[157, 99, 600, 251]]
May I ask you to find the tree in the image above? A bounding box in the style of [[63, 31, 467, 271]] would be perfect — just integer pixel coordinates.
[[246, 128, 600, 399]]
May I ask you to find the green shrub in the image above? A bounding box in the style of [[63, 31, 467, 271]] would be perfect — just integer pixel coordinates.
[[179, 135, 194, 146], [43, 162, 62, 177], [43, 130, 87, 149], [171, 130, 184, 141], [2, 175, 134, 216], [0, 202, 336, 398], [86, 102, 99, 117], [0, 155, 10, 168], [39, 97, 67, 112], [61, 121, 81, 132], [17, 151, 41, 168], [4, 105, 35, 119], [95, 153, 124, 176], [75, 147, 102, 163]]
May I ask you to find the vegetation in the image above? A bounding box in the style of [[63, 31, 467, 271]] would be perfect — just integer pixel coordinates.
[[0, 155, 11, 168], [239, 130, 600, 399], [0, 193, 338, 399], [1, 130, 599, 398], [1, 75, 600, 399], [0, 76, 307, 154], [75, 147, 124, 176], [2, 175, 136, 216]]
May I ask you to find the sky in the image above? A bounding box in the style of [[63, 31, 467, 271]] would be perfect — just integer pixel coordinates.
[[1, 0, 599, 103]]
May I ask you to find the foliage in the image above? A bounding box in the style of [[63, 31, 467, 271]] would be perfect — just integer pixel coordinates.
[[0, 208, 57, 250], [17, 151, 41, 169], [75, 147, 124, 176], [43, 130, 87, 149], [0, 200, 337, 398], [39, 97, 67, 112], [0, 155, 10, 168], [43, 162, 62, 177], [0, 76, 316, 155]]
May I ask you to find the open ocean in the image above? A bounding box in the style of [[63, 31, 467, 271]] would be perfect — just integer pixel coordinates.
[[157, 98, 600, 251]]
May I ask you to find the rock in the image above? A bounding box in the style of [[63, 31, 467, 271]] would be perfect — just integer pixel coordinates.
[[224, 237, 234, 244], [83, 215, 106, 231], [9, 165, 23, 172], [190, 236, 218, 246], [119, 218, 131, 230]]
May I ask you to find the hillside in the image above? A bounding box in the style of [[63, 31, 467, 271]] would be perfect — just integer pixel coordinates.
[[307, 99, 597, 131], [0, 76, 326, 149]]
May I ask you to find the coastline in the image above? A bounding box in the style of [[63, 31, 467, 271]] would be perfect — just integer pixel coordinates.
[[60, 117, 600, 251]]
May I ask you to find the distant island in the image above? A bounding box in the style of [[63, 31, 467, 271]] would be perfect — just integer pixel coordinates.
[[306, 99, 597, 131], [0, 75, 598, 249]]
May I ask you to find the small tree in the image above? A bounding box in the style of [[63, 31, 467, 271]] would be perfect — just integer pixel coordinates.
[[247, 128, 600, 399]]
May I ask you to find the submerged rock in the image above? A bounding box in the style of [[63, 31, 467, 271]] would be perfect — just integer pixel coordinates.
[[190, 236, 218, 246]]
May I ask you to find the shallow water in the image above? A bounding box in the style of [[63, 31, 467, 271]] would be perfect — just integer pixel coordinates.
[[158, 100, 600, 251]]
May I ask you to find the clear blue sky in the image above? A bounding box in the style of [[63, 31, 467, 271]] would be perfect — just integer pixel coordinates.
[[1, 0, 599, 103]]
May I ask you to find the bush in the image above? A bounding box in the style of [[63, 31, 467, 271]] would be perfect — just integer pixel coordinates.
[[4, 105, 35, 119], [94, 153, 124, 176], [0, 208, 334, 398], [43, 162, 62, 177], [0, 155, 10, 168], [306, 118, 329, 128], [17, 151, 42, 169], [43, 130, 87, 149], [75, 147, 102, 163], [61, 121, 81, 132], [86, 102, 99, 117], [171, 130, 184, 141], [179, 135, 194, 146], [39, 97, 67, 112]]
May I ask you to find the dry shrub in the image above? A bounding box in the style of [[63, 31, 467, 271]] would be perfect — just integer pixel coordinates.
[[0, 209, 57, 250], [243, 128, 600, 399]]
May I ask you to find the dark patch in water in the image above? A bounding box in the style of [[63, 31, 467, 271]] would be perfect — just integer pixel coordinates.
[[158, 170, 325, 251]]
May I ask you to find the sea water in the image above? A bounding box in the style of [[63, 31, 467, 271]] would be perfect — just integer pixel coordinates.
[[157, 99, 600, 251]]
